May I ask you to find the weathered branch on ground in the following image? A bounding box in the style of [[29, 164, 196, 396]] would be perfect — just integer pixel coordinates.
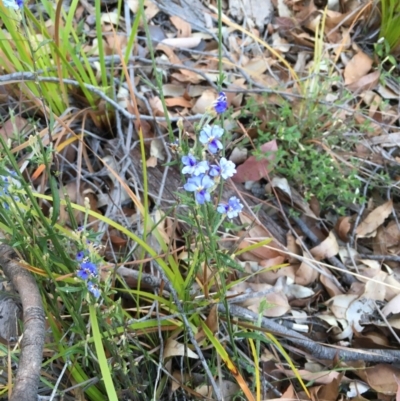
[[0, 245, 45, 401], [219, 303, 400, 363]]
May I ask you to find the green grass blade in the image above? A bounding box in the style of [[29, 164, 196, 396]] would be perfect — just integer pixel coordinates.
[[89, 305, 119, 400]]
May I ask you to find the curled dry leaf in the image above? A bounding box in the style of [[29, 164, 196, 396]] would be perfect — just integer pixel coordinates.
[[277, 368, 341, 384], [257, 262, 297, 285], [295, 257, 319, 286], [169, 16, 191, 37], [320, 266, 343, 297], [164, 338, 198, 360], [356, 200, 393, 238], [346, 70, 380, 92], [233, 140, 277, 183], [262, 292, 290, 317], [335, 216, 352, 242], [149, 96, 170, 117], [344, 51, 373, 85], [362, 271, 386, 301], [164, 97, 192, 108], [327, 294, 358, 319], [310, 231, 339, 260], [195, 305, 218, 342], [192, 89, 216, 114], [382, 293, 400, 317], [246, 283, 290, 317], [365, 364, 400, 395], [286, 232, 302, 263], [374, 220, 400, 255], [238, 213, 285, 260]]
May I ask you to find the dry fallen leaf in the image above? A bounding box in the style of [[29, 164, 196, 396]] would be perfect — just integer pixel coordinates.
[[233, 140, 277, 183], [164, 338, 198, 360], [365, 364, 400, 395], [344, 51, 373, 85], [310, 231, 339, 260], [356, 200, 393, 238]]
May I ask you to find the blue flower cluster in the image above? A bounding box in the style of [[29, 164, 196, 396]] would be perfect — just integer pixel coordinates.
[[181, 91, 243, 219], [76, 249, 101, 298]]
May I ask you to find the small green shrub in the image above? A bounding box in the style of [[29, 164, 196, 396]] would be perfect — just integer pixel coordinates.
[[241, 94, 364, 213]]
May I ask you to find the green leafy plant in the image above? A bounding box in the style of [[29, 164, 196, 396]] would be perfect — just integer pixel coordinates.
[[244, 92, 363, 213]]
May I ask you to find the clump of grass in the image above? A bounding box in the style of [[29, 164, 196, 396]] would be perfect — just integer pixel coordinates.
[[379, 0, 400, 53]]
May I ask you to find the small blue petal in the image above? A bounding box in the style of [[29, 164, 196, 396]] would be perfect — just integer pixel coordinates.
[[209, 165, 221, 177], [220, 158, 236, 179], [184, 174, 214, 203], [195, 190, 210, 204], [181, 155, 209, 176], [214, 92, 227, 114], [199, 125, 224, 154], [217, 196, 243, 218], [77, 268, 90, 280], [87, 281, 101, 298]]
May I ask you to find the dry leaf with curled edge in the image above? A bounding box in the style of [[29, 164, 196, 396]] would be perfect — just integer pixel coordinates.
[[356, 200, 393, 238], [320, 267, 343, 297], [363, 271, 386, 301], [195, 305, 218, 342], [335, 216, 352, 242], [344, 51, 373, 85], [295, 258, 319, 286], [164, 338, 198, 360], [382, 293, 400, 317], [310, 231, 339, 260], [365, 364, 400, 395]]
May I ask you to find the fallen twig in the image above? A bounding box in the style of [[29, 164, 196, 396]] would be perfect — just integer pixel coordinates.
[[0, 245, 45, 401], [219, 303, 400, 363]]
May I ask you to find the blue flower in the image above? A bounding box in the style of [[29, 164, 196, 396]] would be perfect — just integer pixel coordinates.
[[77, 260, 98, 280], [214, 91, 227, 114], [77, 267, 90, 280], [184, 174, 214, 204], [219, 158, 236, 179], [181, 155, 209, 176], [217, 196, 243, 218], [209, 165, 221, 177], [199, 125, 224, 154], [76, 251, 85, 262], [87, 281, 101, 298]]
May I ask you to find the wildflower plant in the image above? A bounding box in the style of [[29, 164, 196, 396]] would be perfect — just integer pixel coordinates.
[[170, 90, 246, 326], [177, 91, 243, 221]]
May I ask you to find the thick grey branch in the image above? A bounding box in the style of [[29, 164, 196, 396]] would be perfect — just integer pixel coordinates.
[[219, 303, 400, 363], [0, 245, 45, 401]]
